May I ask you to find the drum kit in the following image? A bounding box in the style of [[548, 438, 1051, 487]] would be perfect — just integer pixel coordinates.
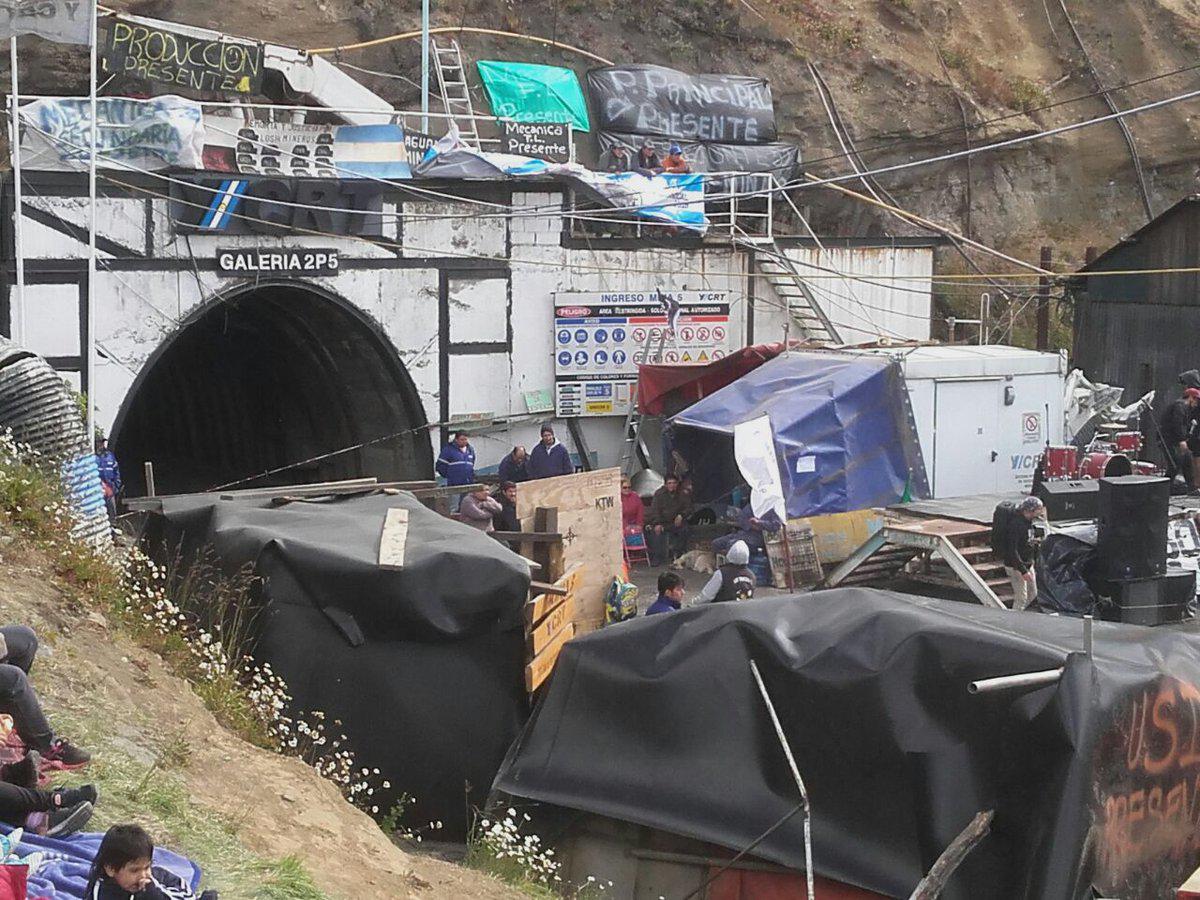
[[1040, 423, 1162, 482]]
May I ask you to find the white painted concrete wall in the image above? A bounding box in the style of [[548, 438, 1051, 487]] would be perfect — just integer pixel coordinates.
[[10, 184, 934, 476]]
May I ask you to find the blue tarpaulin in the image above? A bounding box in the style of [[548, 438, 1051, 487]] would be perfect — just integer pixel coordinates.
[[668, 351, 928, 517]]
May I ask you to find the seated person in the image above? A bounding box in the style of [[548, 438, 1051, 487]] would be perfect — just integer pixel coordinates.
[[600, 143, 634, 173], [0, 748, 96, 836], [621, 476, 644, 534], [459, 486, 502, 533], [646, 571, 685, 615], [491, 481, 520, 533], [712, 504, 782, 557], [634, 140, 662, 175], [661, 143, 690, 174], [645, 474, 692, 566], [692, 540, 756, 605], [87, 824, 218, 899], [0, 626, 89, 766]]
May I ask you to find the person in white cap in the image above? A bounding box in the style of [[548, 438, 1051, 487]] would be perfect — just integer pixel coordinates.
[[691, 540, 757, 605]]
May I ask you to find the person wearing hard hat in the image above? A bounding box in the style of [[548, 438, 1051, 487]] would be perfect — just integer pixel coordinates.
[[691, 540, 757, 605], [661, 142, 691, 174]]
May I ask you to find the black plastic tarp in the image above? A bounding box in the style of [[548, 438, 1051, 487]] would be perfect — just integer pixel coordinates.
[[587, 64, 778, 144], [150, 491, 531, 837], [494, 588, 1200, 899]]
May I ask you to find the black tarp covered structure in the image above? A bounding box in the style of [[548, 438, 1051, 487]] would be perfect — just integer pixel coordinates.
[[150, 491, 531, 837], [494, 589, 1200, 899]]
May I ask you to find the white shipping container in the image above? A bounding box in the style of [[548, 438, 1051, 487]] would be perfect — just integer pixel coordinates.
[[861, 346, 1068, 498]]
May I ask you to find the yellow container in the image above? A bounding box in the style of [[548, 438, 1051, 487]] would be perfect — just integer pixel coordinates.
[[790, 509, 885, 565]]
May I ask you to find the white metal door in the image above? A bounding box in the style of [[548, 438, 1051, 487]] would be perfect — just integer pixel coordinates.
[[933, 379, 1001, 497]]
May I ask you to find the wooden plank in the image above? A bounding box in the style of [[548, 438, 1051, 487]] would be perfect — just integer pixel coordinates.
[[408, 483, 486, 498], [529, 596, 575, 655], [377, 508, 409, 570], [530, 580, 569, 597], [525, 593, 561, 627], [554, 563, 584, 598], [525, 622, 575, 692], [491, 531, 563, 543], [516, 469, 621, 636]]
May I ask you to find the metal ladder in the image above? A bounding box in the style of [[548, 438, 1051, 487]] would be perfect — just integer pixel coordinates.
[[430, 38, 481, 149], [750, 239, 842, 345], [619, 331, 668, 474]]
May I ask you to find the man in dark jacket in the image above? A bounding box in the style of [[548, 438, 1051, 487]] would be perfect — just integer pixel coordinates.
[[646, 571, 686, 615], [527, 425, 573, 479], [1159, 387, 1200, 488], [492, 481, 520, 533], [645, 474, 692, 566], [993, 496, 1044, 611], [692, 540, 756, 604], [634, 140, 662, 176], [600, 143, 633, 173], [497, 446, 529, 483]]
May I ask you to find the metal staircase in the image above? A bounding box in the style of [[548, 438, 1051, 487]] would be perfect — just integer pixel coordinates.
[[754, 245, 842, 344], [431, 38, 482, 148]]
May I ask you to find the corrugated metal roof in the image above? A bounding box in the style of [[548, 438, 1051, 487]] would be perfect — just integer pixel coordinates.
[[1078, 195, 1200, 273]]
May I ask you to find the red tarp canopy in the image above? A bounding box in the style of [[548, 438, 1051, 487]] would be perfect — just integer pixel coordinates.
[[636, 342, 789, 415]]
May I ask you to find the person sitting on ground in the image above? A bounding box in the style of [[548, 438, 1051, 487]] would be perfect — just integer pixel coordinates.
[[527, 424, 574, 479], [634, 140, 662, 176], [712, 504, 782, 557], [646, 571, 686, 615], [491, 481, 520, 533], [661, 143, 690, 174], [497, 446, 529, 484], [86, 823, 219, 900], [645, 474, 692, 566], [692, 540, 756, 605], [621, 475, 644, 533], [0, 747, 96, 837], [0, 625, 89, 767], [993, 496, 1045, 612], [600, 143, 634, 174], [459, 486, 502, 533]]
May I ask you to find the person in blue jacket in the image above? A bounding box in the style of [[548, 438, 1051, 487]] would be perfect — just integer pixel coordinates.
[[527, 425, 573, 479], [436, 431, 476, 511], [95, 436, 122, 519], [646, 571, 685, 615]]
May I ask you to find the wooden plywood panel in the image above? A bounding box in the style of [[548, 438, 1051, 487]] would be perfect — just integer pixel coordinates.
[[516, 468, 622, 635], [377, 507, 409, 569], [525, 622, 574, 692]]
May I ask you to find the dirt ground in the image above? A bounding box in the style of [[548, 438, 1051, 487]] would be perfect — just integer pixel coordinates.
[[0, 532, 523, 900]]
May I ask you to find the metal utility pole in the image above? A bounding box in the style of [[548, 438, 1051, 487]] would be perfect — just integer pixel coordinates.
[[421, 0, 430, 133], [1036, 246, 1052, 351]]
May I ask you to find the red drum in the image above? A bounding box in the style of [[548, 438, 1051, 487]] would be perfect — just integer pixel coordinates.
[[1043, 446, 1078, 479], [1078, 451, 1133, 480], [1113, 431, 1143, 455], [1132, 460, 1162, 476]]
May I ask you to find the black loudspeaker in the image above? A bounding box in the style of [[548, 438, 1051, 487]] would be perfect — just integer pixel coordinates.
[[1035, 479, 1099, 521], [1097, 475, 1170, 580], [1110, 570, 1194, 626]]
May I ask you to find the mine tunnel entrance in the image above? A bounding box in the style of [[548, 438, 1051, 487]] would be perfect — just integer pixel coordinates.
[[112, 281, 433, 497]]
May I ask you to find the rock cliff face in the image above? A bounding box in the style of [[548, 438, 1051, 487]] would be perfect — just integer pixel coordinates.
[[14, 0, 1200, 267]]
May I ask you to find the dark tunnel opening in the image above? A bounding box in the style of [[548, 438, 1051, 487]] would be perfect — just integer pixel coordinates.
[[111, 282, 433, 496]]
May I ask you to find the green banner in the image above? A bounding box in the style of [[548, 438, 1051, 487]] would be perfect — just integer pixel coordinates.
[[477, 60, 591, 133]]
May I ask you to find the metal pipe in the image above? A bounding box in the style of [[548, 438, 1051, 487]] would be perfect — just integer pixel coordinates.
[[749, 659, 815, 900], [967, 667, 1064, 695], [1083, 615, 1094, 658], [420, 0, 430, 134], [9, 38, 25, 345], [143, 461, 156, 498]]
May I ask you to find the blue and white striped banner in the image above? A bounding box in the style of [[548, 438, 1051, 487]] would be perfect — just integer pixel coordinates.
[[198, 179, 248, 231]]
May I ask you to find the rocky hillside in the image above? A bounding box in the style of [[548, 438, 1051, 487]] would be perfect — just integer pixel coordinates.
[[14, 0, 1200, 266]]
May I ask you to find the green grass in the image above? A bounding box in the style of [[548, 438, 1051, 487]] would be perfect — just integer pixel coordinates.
[[48, 705, 329, 900]]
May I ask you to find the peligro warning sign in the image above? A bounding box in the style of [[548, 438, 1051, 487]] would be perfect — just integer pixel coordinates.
[[553, 291, 733, 417]]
